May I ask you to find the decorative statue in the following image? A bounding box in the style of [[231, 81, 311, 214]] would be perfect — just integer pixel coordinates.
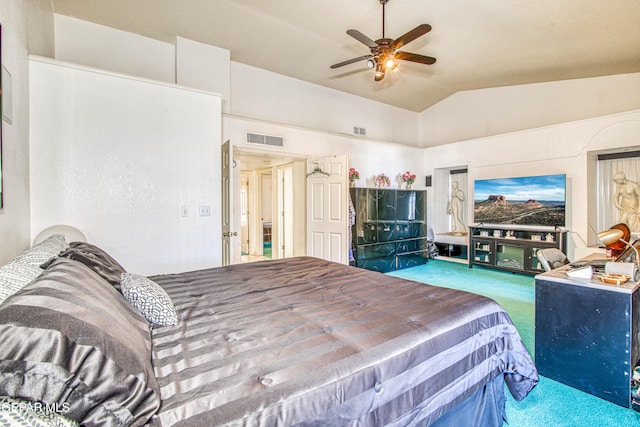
[[448, 180, 466, 234], [613, 171, 640, 232]]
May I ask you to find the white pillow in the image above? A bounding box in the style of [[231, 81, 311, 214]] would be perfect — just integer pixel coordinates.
[[120, 273, 178, 327]]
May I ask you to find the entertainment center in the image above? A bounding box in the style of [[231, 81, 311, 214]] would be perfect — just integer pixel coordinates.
[[469, 225, 567, 275]]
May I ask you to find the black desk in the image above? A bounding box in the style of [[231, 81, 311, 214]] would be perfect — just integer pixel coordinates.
[[535, 261, 640, 410]]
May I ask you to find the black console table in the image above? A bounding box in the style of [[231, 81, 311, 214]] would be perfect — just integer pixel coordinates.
[[535, 259, 640, 410]]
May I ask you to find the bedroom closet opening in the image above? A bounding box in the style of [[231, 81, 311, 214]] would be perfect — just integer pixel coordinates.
[[233, 151, 306, 264]]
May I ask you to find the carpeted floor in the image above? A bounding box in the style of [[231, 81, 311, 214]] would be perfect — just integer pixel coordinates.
[[389, 259, 640, 427], [264, 242, 272, 258]]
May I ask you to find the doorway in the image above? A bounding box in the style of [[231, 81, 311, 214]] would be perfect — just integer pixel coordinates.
[[233, 150, 305, 263]]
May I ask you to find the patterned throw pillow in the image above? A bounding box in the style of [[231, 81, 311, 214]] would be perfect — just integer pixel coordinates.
[[13, 234, 69, 266], [0, 262, 43, 304], [121, 273, 178, 326]]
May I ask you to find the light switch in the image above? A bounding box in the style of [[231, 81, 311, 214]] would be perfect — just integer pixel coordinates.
[[181, 206, 189, 217]]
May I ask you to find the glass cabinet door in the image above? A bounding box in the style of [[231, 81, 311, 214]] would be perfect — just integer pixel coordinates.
[[473, 240, 494, 265], [396, 190, 416, 220], [354, 189, 377, 244], [377, 189, 396, 222], [496, 244, 525, 270]]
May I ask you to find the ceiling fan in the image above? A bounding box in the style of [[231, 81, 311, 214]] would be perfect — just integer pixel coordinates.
[[330, 0, 436, 82]]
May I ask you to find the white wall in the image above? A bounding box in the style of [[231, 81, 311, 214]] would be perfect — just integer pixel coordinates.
[[176, 37, 230, 114], [53, 15, 421, 147], [0, 0, 54, 264], [419, 73, 640, 147], [424, 109, 640, 261], [29, 57, 222, 275], [229, 62, 420, 146], [224, 116, 426, 191], [54, 14, 175, 83]]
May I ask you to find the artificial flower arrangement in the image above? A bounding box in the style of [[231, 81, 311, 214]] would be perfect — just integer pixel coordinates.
[[349, 167, 360, 183], [401, 171, 416, 185], [376, 173, 391, 188]]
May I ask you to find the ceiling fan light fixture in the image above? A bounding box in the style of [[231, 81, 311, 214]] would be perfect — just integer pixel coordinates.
[[384, 56, 396, 69], [367, 58, 376, 69]]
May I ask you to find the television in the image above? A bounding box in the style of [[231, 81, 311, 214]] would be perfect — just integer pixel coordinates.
[[473, 174, 566, 227]]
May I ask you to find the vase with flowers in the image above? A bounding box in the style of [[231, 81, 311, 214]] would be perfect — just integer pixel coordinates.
[[349, 168, 360, 187], [376, 173, 391, 188], [401, 171, 416, 189]]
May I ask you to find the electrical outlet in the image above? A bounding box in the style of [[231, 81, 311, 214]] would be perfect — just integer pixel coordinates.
[[199, 205, 211, 217]]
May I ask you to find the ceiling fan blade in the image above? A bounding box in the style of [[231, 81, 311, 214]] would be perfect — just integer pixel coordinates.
[[330, 55, 372, 69], [394, 51, 436, 65], [392, 24, 432, 49], [346, 29, 378, 49]]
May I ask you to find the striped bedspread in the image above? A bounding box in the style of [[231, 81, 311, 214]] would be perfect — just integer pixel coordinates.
[[149, 257, 537, 426]]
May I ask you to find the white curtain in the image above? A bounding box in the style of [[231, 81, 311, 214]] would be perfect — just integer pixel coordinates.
[[597, 156, 640, 233]]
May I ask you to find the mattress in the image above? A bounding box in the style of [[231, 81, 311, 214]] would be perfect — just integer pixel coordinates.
[[149, 257, 537, 426]]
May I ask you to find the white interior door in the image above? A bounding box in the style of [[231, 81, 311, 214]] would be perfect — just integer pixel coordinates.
[[306, 155, 349, 264], [240, 173, 249, 254], [221, 140, 236, 265]]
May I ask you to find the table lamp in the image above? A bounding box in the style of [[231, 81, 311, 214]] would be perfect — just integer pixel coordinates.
[[597, 224, 640, 282]]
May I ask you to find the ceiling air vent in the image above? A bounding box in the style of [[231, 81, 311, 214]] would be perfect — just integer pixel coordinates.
[[353, 127, 366, 136], [246, 132, 284, 148]]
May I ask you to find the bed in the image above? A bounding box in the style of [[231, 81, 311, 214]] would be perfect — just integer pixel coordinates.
[[0, 236, 538, 426]]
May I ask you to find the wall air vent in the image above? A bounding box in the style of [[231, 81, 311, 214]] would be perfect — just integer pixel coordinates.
[[246, 132, 284, 147], [353, 127, 366, 136]]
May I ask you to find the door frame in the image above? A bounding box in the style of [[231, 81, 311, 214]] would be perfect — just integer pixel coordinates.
[[232, 147, 308, 262]]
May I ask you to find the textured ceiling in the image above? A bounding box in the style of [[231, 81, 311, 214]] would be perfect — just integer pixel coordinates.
[[51, 0, 640, 112]]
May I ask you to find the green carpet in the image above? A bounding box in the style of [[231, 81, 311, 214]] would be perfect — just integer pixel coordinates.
[[389, 259, 640, 427], [264, 242, 272, 258]]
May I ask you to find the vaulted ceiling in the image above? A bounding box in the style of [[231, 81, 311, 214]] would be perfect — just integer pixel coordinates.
[[51, 0, 640, 112]]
